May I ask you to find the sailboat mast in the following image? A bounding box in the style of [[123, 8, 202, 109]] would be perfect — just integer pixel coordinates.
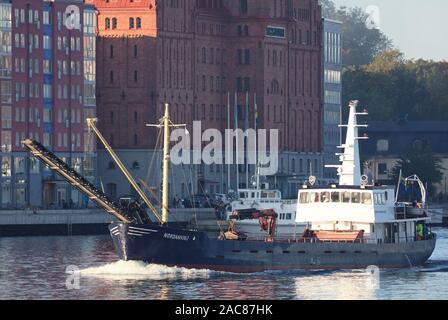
[[162, 103, 170, 225]]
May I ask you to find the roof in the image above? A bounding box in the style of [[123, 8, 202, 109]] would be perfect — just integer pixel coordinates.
[[359, 121, 448, 156], [366, 121, 448, 134]]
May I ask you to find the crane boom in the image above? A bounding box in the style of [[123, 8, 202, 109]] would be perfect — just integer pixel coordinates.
[[22, 139, 131, 224], [86, 118, 163, 224]]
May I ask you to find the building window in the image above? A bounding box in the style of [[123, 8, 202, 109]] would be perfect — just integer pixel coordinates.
[[240, 0, 248, 15], [129, 17, 134, 29], [377, 139, 389, 152], [245, 49, 250, 64], [201, 47, 206, 63], [378, 163, 388, 175], [112, 18, 117, 29], [110, 45, 114, 58], [244, 77, 250, 92], [133, 134, 138, 145], [134, 70, 138, 83], [43, 35, 51, 49], [105, 17, 110, 29], [0, 80, 11, 104], [136, 17, 141, 29], [134, 45, 138, 58], [110, 70, 114, 83], [43, 84, 51, 99], [237, 77, 242, 92]]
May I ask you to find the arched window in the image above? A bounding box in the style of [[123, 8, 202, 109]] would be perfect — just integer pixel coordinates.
[[136, 17, 141, 29], [129, 17, 134, 29], [105, 18, 110, 30], [112, 18, 117, 29]]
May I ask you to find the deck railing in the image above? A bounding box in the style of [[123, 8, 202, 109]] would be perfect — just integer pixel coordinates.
[[244, 232, 435, 244]]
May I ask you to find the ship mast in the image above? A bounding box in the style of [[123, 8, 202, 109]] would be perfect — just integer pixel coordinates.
[[147, 103, 186, 225], [326, 100, 368, 186]]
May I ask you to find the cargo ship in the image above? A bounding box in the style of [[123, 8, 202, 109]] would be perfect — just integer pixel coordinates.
[[24, 101, 436, 273]]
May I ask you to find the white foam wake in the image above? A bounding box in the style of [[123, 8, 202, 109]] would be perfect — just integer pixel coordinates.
[[80, 260, 216, 280]]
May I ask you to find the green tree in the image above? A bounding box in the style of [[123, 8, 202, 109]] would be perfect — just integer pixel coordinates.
[[321, 0, 338, 19], [365, 50, 404, 73], [342, 54, 448, 121], [391, 147, 444, 196], [322, 1, 393, 66], [338, 7, 393, 66]]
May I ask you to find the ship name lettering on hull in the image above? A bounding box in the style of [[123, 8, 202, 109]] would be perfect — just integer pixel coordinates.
[[164, 233, 190, 241]]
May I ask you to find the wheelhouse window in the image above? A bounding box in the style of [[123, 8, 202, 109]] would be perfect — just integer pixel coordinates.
[[342, 191, 350, 203], [300, 192, 310, 203], [299, 192, 309, 204], [362, 193, 372, 204], [261, 191, 277, 199], [320, 192, 330, 203], [310, 192, 319, 203], [351, 192, 361, 204], [331, 192, 340, 202], [300, 191, 373, 205]]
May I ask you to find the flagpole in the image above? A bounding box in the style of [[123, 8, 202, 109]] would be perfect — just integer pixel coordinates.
[[254, 93, 258, 189], [396, 169, 402, 202], [227, 92, 230, 193], [245, 91, 249, 189], [235, 92, 239, 191]]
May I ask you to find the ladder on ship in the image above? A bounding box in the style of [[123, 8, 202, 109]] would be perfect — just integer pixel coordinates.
[[22, 138, 134, 224]]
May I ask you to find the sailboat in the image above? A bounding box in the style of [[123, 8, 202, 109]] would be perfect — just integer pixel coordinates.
[[23, 101, 436, 273]]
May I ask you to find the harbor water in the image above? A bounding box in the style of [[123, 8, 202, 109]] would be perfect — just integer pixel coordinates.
[[0, 228, 447, 300]]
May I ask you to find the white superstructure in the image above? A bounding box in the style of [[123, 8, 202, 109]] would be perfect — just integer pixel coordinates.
[[295, 101, 430, 243]]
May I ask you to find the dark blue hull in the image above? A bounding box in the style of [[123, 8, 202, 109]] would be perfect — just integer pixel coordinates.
[[109, 223, 437, 273]]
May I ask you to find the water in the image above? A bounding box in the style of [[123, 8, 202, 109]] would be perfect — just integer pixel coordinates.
[[0, 229, 447, 300]]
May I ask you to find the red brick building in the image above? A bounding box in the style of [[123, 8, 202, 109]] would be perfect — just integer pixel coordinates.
[[90, 0, 323, 198], [0, 0, 96, 209]]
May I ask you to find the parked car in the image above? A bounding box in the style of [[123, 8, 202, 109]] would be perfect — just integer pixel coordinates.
[[212, 193, 231, 205], [183, 194, 215, 208]]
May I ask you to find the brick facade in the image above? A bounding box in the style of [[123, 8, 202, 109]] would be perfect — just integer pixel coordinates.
[[91, 0, 323, 153], [89, 0, 323, 198]]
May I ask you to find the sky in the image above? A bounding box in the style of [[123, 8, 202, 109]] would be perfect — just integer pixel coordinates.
[[332, 0, 448, 61]]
